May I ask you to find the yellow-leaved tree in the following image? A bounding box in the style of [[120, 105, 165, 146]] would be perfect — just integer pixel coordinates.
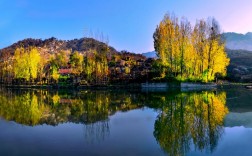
[[13, 47, 30, 80], [13, 47, 41, 82], [153, 14, 230, 82], [29, 47, 41, 80]]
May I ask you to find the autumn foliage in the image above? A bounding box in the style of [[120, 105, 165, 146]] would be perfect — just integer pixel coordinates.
[[0, 14, 231, 85], [153, 14, 230, 82]]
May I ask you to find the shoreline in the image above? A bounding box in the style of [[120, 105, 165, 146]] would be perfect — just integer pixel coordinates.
[[1, 82, 250, 90], [0, 83, 142, 90]]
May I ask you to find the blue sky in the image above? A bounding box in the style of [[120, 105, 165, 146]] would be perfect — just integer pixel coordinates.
[[1, 0, 252, 53]]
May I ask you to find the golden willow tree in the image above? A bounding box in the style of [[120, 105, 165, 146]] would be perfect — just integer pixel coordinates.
[[153, 14, 230, 82]]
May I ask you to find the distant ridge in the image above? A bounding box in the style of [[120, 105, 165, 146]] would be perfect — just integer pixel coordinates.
[[142, 32, 252, 57], [222, 32, 252, 51], [142, 51, 157, 58]]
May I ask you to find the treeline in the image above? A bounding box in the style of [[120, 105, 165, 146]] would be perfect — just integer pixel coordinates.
[[153, 13, 230, 82], [0, 13, 231, 85], [0, 39, 150, 85], [4, 46, 110, 85]]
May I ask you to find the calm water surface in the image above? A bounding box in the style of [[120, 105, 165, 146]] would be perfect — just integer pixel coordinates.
[[0, 87, 251, 156]]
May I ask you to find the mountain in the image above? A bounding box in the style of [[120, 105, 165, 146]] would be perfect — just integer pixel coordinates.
[[142, 51, 157, 58], [222, 32, 252, 51], [0, 37, 119, 56], [0, 37, 118, 54], [0, 37, 148, 70]]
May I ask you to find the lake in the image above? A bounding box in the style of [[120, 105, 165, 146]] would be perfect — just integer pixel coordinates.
[[0, 86, 251, 156]]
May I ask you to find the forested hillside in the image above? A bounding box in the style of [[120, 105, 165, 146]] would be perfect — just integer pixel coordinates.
[[0, 37, 152, 86]]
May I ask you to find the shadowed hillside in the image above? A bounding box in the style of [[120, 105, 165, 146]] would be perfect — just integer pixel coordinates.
[[226, 49, 252, 82]]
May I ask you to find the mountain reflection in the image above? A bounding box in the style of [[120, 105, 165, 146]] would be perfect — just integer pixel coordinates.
[[0, 88, 229, 155], [150, 91, 228, 156]]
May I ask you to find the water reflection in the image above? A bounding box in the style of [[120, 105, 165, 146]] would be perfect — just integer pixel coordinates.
[[0, 88, 145, 126], [84, 121, 110, 143], [0, 89, 47, 125], [0, 88, 229, 155], [150, 91, 228, 156]]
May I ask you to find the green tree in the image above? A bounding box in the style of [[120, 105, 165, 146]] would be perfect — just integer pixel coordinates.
[[70, 51, 83, 75], [54, 50, 69, 68], [51, 65, 60, 82], [83, 49, 109, 84]]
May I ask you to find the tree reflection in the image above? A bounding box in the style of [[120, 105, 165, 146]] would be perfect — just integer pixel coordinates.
[[0, 89, 48, 125], [84, 120, 110, 143], [0, 88, 145, 126], [0, 87, 228, 151], [152, 91, 228, 156]]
